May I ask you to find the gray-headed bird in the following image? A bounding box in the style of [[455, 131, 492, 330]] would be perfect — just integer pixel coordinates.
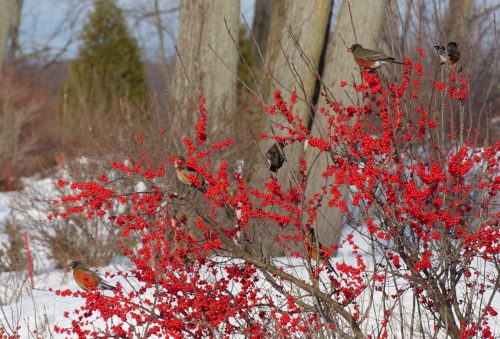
[[65, 260, 116, 292], [434, 42, 461, 65], [349, 44, 404, 70]]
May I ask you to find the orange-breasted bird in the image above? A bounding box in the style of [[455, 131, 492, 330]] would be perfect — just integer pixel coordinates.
[[65, 261, 116, 292], [266, 142, 286, 173], [174, 156, 207, 193], [304, 228, 337, 276], [434, 42, 460, 65], [349, 44, 404, 70]]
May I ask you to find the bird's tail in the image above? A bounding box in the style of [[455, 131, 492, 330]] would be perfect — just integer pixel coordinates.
[[196, 185, 207, 194], [392, 60, 405, 65], [325, 259, 338, 277], [100, 281, 116, 290]]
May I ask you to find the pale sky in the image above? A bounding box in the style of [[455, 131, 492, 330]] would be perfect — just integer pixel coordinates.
[[20, 0, 256, 60]]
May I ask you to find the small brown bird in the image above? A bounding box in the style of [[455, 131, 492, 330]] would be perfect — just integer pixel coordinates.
[[266, 142, 286, 173], [304, 228, 337, 275], [434, 42, 460, 65], [348, 44, 404, 70], [65, 261, 116, 292], [174, 156, 207, 193]]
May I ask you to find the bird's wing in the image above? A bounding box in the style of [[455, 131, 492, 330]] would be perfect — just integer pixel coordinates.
[[98, 279, 116, 290], [266, 145, 278, 164], [184, 165, 208, 189], [86, 269, 102, 282], [88, 270, 115, 290], [358, 49, 394, 61], [185, 165, 197, 173], [448, 47, 460, 60]]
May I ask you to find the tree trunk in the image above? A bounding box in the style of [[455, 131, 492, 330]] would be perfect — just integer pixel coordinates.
[[305, 0, 391, 252], [153, 0, 170, 86], [444, 0, 473, 44], [5, 0, 22, 63], [0, 0, 17, 68], [246, 0, 334, 256], [252, 0, 274, 68], [172, 0, 239, 143]]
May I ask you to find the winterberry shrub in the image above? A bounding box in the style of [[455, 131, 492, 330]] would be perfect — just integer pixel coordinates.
[[51, 50, 498, 338]]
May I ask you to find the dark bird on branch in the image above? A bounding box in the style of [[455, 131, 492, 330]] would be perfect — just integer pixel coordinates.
[[434, 42, 461, 65], [266, 142, 286, 173]]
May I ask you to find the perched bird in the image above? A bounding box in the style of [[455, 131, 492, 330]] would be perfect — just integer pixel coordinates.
[[348, 44, 404, 70], [266, 142, 286, 173], [174, 156, 207, 193], [434, 42, 460, 65], [65, 261, 116, 292], [304, 228, 337, 275]]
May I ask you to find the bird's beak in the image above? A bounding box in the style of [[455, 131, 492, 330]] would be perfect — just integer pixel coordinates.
[[64, 263, 72, 269], [347, 47, 352, 53]]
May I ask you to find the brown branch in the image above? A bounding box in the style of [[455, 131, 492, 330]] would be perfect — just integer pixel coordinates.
[[174, 193, 366, 339]]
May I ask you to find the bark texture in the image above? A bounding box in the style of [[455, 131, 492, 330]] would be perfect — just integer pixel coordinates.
[[252, 0, 274, 68], [246, 0, 334, 256], [304, 0, 390, 251], [0, 0, 17, 67], [172, 0, 239, 143], [444, 0, 473, 44]]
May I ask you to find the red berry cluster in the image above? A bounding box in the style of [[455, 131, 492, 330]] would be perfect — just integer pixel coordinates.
[[50, 48, 498, 338]]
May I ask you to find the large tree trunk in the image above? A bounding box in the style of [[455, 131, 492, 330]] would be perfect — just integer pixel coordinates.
[[444, 0, 473, 44], [4, 0, 22, 63], [249, 0, 333, 182], [171, 0, 239, 143], [245, 0, 334, 256], [0, 0, 17, 68], [304, 0, 391, 252], [252, 0, 274, 68]]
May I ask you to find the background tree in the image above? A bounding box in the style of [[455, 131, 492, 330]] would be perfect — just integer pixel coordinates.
[[239, 0, 390, 255], [231, 0, 333, 255], [62, 0, 148, 116], [244, 0, 334, 256], [304, 0, 393, 255], [251, 0, 274, 69], [0, 0, 18, 67], [4, 0, 23, 64], [444, 0, 473, 45], [171, 0, 239, 144]]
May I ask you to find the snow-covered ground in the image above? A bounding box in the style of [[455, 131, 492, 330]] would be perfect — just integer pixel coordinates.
[[0, 259, 134, 338], [0, 177, 498, 338]]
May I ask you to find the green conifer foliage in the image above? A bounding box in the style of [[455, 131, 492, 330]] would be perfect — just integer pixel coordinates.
[[64, 0, 148, 114]]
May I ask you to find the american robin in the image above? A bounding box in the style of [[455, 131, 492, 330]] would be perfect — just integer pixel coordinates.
[[266, 142, 286, 172], [434, 42, 460, 65], [65, 261, 116, 292], [304, 228, 337, 275], [174, 156, 207, 193], [348, 44, 404, 70]]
